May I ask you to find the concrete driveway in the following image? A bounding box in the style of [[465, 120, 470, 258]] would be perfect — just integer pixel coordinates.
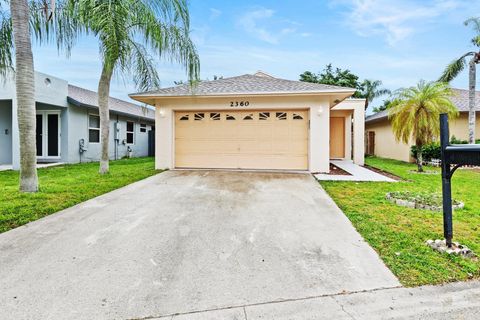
[[0, 171, 399, 319]]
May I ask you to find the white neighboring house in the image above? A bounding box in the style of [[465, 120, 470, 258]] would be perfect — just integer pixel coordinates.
[[0, 71, 155, 169]]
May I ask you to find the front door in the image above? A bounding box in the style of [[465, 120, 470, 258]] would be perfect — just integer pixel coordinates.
[[330, 117, 345, 159], [36, 112, 60, 159]]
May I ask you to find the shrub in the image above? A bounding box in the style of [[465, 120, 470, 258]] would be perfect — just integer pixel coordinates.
[[411, 143, 441, 162]]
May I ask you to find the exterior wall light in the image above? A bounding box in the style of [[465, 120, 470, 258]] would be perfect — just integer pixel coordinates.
[[317, 106, 324, 116], [158, 108, 166, 118]]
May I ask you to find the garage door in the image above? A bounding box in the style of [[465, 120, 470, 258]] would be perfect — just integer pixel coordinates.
[[175, 110, 309, 170]]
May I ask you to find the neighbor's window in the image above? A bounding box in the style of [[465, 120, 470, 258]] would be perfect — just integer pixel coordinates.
[[89, 115, 100, 143], [140, 123, 147, 133], [126, 121, 135, 144]]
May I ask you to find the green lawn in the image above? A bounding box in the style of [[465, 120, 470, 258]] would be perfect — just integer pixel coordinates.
[[0, 157, 160, 234], [321, 157, 480, 287]]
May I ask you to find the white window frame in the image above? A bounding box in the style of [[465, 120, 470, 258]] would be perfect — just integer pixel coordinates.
[[139, 123, 147, 133], [88, 114, 100, 144], [126, 121, 135, 145], [36, 110, 61, 159]]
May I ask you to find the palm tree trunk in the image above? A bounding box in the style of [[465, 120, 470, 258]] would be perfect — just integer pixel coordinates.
[[468, 57, 476, 144], [11, 0, 38, 192], [98, 65, 113, 174], [417, 148, 424, 173]]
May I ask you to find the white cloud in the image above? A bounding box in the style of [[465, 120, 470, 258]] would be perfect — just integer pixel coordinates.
[[209, 8, 222, 20], [237, 8, 302, 44], [332, 0, 462, 46]]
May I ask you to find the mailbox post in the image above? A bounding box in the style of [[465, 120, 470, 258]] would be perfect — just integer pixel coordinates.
[[440, 114, 480, 247]]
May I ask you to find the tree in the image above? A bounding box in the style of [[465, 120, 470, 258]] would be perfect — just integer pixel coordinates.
[[388, 81, 458, 172], [372, 99, 393, 113], [439, 17, 480, 144], [358, 79, 391, 110], [300, 64, 390, 107], [64, 0, 200, 174], [9, 0, 38, 192]]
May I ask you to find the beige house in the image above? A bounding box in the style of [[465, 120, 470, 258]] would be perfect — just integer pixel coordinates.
[[130, 72, 365, 173], [365, 88, 480, 162]]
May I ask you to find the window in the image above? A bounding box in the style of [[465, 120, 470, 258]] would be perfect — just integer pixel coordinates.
[[126, 121, 134, 144], [140, 123, 147, 133], [259, 112, 270, 120], [276, 112, 287, 120], [194, 113, 205, 121], [293, 113, 304, 120], [210, 112, 220, 120], [243, 114, 254, 120], [179, 115, 189, 121], [226, 114, 236, 120], [88, 115, 100, 143]]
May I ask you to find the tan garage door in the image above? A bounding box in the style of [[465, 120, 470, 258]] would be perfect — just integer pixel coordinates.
[[175, 110, 309, 170]]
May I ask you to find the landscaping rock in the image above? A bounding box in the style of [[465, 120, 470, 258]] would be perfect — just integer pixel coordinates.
[[386, 192, 464, 211], [426, 239, 476, 258]]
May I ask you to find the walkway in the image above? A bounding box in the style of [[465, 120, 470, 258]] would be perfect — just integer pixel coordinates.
[[315, 160, 396, 182], [0, 162, 65, 172]]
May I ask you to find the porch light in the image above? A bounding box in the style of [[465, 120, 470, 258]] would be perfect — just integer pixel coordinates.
[[317, 106, 323, 116], [158, 108, 166, 118]]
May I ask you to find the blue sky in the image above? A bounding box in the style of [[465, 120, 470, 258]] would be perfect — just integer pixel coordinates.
[[33, 0, 480, 113]]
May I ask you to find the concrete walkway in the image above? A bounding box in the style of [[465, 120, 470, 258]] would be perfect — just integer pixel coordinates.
[[315, 160, 396, 182], [153, 280, 480, 319], [0, 162, 64, 171], [0, 170, 399, 320]]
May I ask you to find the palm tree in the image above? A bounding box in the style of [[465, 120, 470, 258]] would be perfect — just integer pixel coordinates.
[[388, 81, 458, 172], [64, 0, 200, 174], [8, 0, 38, 192], [439, 17, 480, 144], [359, 79, 391, 110], [0, 0, 72, 192]]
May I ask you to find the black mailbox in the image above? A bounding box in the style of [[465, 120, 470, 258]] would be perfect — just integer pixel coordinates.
[[440, 114, 480, 247]]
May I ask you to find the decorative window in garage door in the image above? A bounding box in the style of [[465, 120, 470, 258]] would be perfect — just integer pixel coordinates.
[[276, 112, 287, 120], [293, 113, 304, 120], [226, 114, 236, 120], [179, 114, 189, 121], [210, 112, 220, 120], [243, 113, 254, 120], [194, 113, 205, 121], [259, 112, 270, 120]]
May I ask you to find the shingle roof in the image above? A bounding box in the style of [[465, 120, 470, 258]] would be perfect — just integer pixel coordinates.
[[68, 85, 155, 121], [130, 73, 356, 98], [365, 88, 480, 124]]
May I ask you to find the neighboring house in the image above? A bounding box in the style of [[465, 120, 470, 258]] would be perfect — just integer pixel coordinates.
[[365, 88, 480, 162], [0, 71, 155, 169], [129, 71, 366, 173]]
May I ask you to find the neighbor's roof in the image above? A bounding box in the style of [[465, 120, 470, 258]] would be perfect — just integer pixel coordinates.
[[129, 72, 356, 99], [68, 85, 155, 121], [365, 88, 480, 124]]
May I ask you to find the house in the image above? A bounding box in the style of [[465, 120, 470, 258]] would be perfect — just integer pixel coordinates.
[[0, 71, 155, 169], [129, 71, 365, 173], [365, 88, 480, 162]]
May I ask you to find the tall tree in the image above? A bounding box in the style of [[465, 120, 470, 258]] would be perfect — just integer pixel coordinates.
[[439, 17, 480, 144], [388, 81, 458, 172], [64, 0, 199, 174], [10, 0, 38, 191], [359, 79, 391, 110]]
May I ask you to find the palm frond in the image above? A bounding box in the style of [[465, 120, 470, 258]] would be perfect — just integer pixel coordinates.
[[438, 53, 473, 82], [0, 7, 13, 76]]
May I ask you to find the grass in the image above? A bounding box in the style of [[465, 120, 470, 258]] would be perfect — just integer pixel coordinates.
[[320, 157, 480, 287], [0, 157, 160, 234]]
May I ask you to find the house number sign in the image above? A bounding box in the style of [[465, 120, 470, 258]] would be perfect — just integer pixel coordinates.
[[230, 101, 250, 107]]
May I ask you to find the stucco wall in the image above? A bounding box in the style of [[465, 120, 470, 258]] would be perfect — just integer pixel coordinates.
[[0, 100, 12, 164], [449, 113, 480, 141], [154, 95, 335, 172], [365, 119, 412, 162], [67, 104, 154, 163]]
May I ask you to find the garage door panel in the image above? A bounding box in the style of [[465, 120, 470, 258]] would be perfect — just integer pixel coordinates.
[[175, 110, 308, 170]]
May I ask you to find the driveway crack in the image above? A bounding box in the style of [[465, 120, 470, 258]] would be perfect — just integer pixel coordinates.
[[332, 296, 356, 320]]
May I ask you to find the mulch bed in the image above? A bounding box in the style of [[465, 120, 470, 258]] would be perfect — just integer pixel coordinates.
[[364, 164, 403, 181], [327, 163, 351, 176]]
